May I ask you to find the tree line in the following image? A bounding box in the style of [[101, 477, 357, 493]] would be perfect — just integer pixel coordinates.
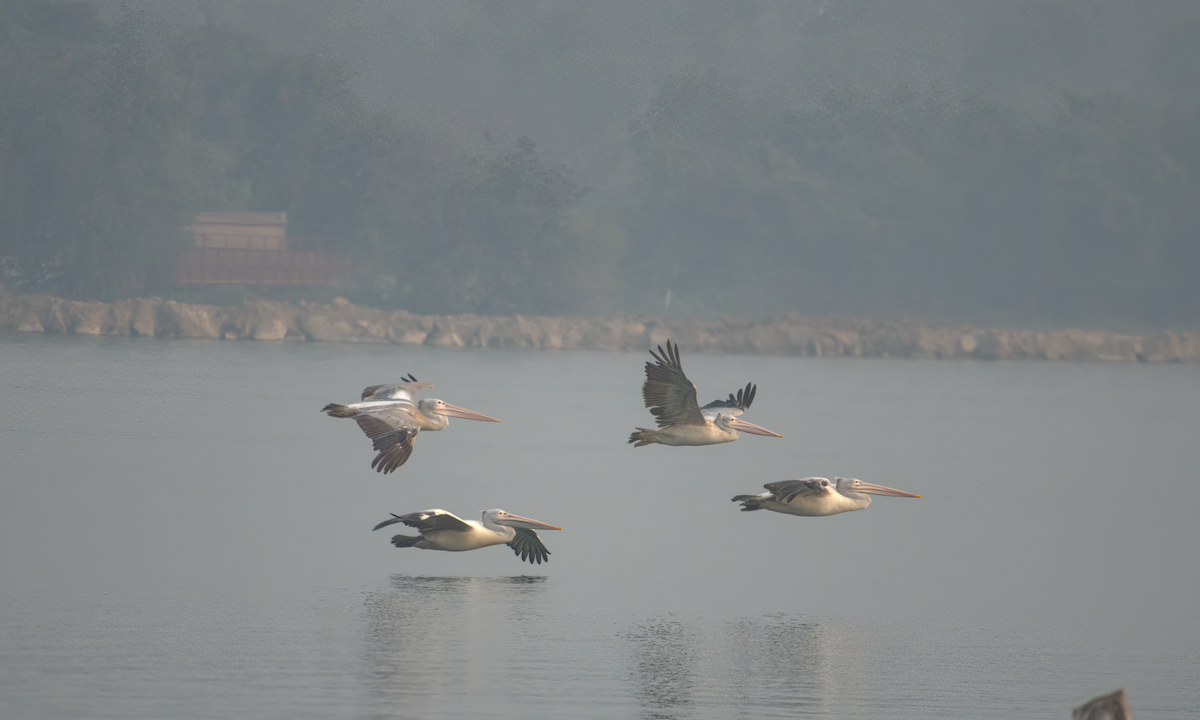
[[1, 1, 1197, 329]]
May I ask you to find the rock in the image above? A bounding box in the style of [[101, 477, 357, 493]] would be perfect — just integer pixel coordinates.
[[27, 295, 68, 334], [916, 326, 965, 358], [557, 319, 589, 350], [0, 297, 45, 332], [585, 318, 644, 351], [974, 330, 1011, 360], [958, 334, 978, 354], [425, 322, 464, 347], [238, 300, 297, 341], [813, 333, 843, 357], [253, 317, 289, 341], [1139, 330, 1183, 362], [1005, 330, 1043, 360], [62, 300, 113, 334], [1181, 332, 1200, 362], [1091, 332, 1139, 362], [1039, 332, 1079, 361], [130, 298, 159, 337], [509, 315, 540, 348], [299, 300, 388, 343], [0, 293, 1194, 364], [107, 300, 133, 335], [158, 301, 225, 339], [746, 323, 802, 355], [646, 321, 672, 349], [384, 310, 427, 345], [861, 324, 924, 358], [832, 330, 862, 357], [302, 313, 363, 341]]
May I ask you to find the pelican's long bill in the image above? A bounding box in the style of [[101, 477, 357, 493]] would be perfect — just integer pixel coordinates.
[[434, 403, 501, 422], [725, 416, 783, 438], [854, 481, 921, 498], [492, 511, 563, 531]]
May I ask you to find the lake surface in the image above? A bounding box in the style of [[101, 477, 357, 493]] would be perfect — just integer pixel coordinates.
[[1, 333, 1198, 719]]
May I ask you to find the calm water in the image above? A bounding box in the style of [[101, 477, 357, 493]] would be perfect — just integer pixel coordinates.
[[1, 334, 1198, 719]]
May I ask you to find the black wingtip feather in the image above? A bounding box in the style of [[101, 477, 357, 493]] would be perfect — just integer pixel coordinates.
[[648, 339, 682, 371]]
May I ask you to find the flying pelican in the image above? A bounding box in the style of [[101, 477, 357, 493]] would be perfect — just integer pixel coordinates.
[[628, 340, 782, 447], [322, 375, 499, 473], [372, 509, 562, 564], [732, 477, 920, 516]]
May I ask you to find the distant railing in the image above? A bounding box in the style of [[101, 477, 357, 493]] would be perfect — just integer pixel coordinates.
[[286, 235, 348, 252], [175, 248, 347, 285]]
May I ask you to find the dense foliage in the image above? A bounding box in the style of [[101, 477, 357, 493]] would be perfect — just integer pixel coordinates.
[[623, 73, 1200, 328], [0, 1, 613, 314], [1, 1, 1197, 328]]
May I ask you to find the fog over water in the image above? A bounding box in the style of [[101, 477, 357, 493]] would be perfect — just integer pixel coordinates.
[[1, 335, 1199, 717]]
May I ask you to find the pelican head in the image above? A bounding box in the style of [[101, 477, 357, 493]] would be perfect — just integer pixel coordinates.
[[715, 412, 782, 438], [835, 477, 921, 499], [419, 399, 500, 422], [483, 509, 562, 531]]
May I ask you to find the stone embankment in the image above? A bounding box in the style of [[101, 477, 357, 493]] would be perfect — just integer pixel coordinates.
[[1, 293, 1197, 362]]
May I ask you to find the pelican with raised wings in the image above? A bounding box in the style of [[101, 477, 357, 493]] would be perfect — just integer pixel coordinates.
[[733, 477, 920, 516], [322, 374, 499, 473], [628, 340, 782, 447], [372, 509, 562, 564]]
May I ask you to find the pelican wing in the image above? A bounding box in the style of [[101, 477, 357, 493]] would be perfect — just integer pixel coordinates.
[[353, 413, 419, 474], [372, 509, 473, 532], [507, 528, 551, 565], [361, 377, 434, 401], [399, 509, 474, 532], [700, 382, 757, 412], [642, 340, 704, 427], [763, 478, 832, 504]]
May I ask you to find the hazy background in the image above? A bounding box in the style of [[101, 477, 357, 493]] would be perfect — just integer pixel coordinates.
[[2, 0, 1198, 328]]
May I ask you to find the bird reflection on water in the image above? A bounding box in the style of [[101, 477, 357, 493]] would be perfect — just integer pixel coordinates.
[[361, 575, 550, 713], [724, 615, 829, 714], [388, 575, 548, 591], [625, 618, 699, 718], [624, 614, 830, 719]]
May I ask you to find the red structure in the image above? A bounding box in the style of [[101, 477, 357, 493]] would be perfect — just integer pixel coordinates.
[[175, 212, 347, 285]]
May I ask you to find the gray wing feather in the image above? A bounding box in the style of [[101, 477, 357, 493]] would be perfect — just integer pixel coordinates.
[[353, 414, 418, 474], [764, 478, 832, 504], [507, 528, 551, 565], [642, 340, 704, 427], [393, 510, 473, 532]]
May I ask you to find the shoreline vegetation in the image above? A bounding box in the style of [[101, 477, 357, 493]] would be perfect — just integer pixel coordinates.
[[1, 294, 1196, 363]]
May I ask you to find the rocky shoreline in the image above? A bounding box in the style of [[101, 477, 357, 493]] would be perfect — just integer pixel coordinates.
[[1, 293, 1196, 362]]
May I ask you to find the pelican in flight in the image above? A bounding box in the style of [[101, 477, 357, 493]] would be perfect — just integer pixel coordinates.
[[322, 374, 499, 473], [733, 477, 920, 516], [628, 340, 782, 447], [372, 509, 562, 564]]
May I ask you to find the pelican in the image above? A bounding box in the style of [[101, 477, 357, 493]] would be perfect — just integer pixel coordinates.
[[732, 477, 920, 516], [372, 509, 562, 564], [628, 340, 782, 447], [322, 375, 500, 473]]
